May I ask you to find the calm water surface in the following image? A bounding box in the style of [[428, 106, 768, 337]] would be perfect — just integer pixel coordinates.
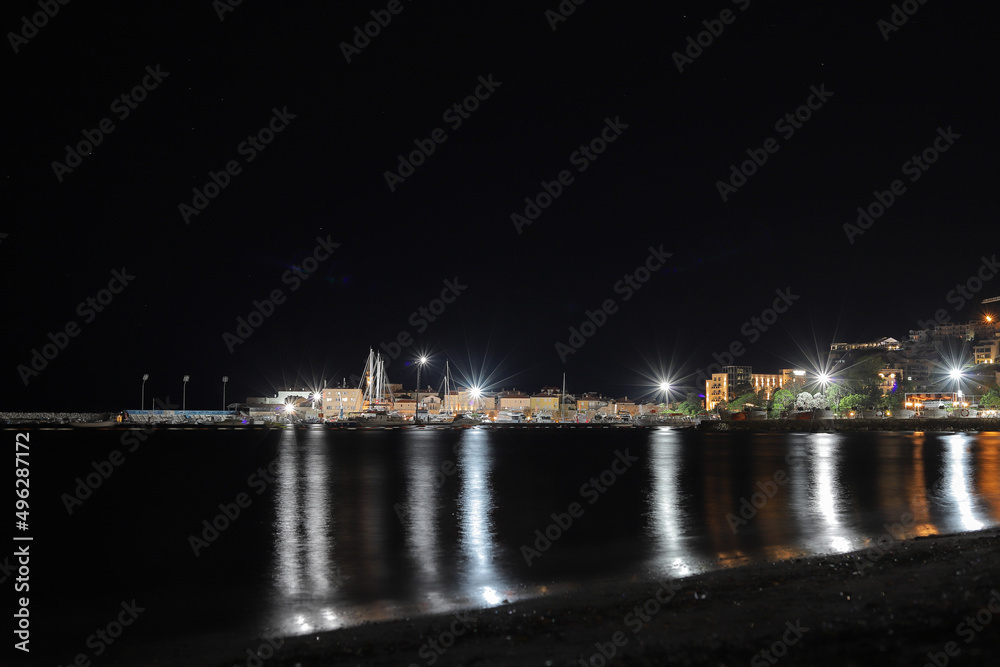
[[33, 427, 1000, 655]]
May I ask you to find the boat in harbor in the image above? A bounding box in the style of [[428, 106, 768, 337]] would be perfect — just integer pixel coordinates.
[[495, 410, 526, 424], [330, 348, 408, 427], [427, 361, 458, 424], [451, 413, 483, 426], [353, 409, 408, 427]]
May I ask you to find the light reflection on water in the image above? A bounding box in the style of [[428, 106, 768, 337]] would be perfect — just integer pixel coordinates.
[[456, 430, 506, 607], [272, 431, 344, 635], [646, 429, 694, 577], [264, 428, 1000, 637], [806, 434, 853, 554], [944, 434, 986, 532]]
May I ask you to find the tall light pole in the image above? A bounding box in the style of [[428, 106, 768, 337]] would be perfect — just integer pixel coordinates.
[[141, 373, 149, 410], [182, 375, 190, 411], [222, 376, 229, 410], [414, 356, 427, 423], [817, 373, 832, 415]]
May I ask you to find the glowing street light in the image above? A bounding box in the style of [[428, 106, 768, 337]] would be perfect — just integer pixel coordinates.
[[182, 375, 190, 411], [414, 356, 428, 423], [141, 373, 149, 410]]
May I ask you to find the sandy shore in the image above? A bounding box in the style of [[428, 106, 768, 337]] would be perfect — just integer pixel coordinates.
[[193, 527, 1000, 667]]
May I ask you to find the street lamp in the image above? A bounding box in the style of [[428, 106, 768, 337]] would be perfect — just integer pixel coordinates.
[[222, 376, 229, 410], [414, 356, 427, 423], [141, 373, 149, 410], [182, 375, 190, 411]]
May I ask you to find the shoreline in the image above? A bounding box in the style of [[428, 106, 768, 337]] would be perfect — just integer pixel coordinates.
[[191, 527, 1000, 667], [5, 417, 1000, 432]]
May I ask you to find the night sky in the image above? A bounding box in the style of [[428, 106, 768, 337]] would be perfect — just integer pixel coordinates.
[[4, 0, 998, 411]]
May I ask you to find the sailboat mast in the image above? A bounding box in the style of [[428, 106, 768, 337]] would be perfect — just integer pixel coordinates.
[[561, 372, 566, 421], [444, 361, 451, 414]]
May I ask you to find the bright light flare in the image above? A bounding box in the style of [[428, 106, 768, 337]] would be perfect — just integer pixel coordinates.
[[284, 404, 296, 413]]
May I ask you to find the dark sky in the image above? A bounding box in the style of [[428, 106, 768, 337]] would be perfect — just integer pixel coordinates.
[[4, 0, 998, 411]]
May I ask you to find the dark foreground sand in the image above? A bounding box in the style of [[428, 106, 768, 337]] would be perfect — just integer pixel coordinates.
[[207, 528, 1000, 667]]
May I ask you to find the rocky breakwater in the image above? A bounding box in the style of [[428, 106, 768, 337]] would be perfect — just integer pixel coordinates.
[[1, 412, 113, 424], [700, 417, 1000, 432]]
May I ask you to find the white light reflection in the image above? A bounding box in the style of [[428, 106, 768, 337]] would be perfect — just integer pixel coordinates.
[[272, 429, 344, 636], [275, 430, 302, 598], [789, 434, 853, 555], [457, 430, 506, 607], [812, 434, 853, 553], [403, 431, 443, 591], [945, 434, 985, 532], [647, 429, 695, 577]]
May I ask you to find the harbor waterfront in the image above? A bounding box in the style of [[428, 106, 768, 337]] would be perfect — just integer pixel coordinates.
[[5, 412, 1000, 432], [16, 425, 1000, 665]]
